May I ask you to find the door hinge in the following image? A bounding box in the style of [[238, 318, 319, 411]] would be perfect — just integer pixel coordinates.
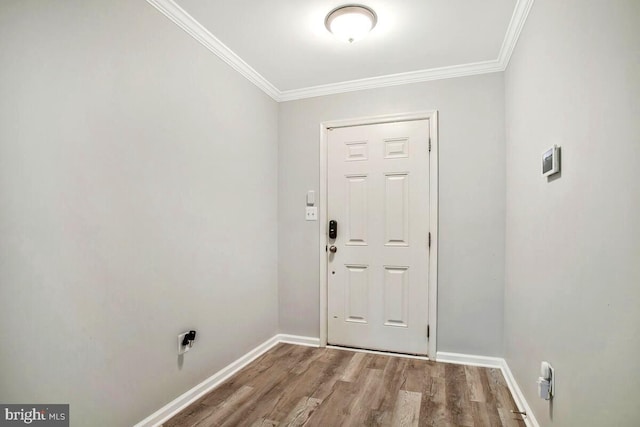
[[427, 325, 430, 339], [428, 232, 431, 248], [428, 138, 431, 152]]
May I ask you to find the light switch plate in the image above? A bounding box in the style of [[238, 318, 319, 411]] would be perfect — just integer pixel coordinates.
[[305, 206, 318, 221], [306, 190, 316, 206]]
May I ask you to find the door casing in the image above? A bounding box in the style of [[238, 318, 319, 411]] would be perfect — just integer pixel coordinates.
[[319, 111, 439, 358]]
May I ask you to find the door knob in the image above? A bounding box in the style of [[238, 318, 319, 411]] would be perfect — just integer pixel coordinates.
[[329, 245, 337, 253]]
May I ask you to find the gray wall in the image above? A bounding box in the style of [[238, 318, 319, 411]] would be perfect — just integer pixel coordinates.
[[0, 1, 278, 426], [278, 74, 506, 356], [504, 0, 640, 425]]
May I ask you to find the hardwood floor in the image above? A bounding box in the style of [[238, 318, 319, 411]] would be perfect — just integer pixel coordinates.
[[164, 344, 526, 427]]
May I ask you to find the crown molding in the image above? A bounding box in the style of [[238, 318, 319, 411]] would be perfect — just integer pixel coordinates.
[[277, 59, 505, 101], [146, 0, 534, 102], [497, 0, 535, 68], [146, 0, 280, 101]]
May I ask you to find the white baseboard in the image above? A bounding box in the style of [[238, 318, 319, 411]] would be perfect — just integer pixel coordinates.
[[134, 334, 319, 427], [277, 334, 320, 347], [436, 351, 504, 368], [437, 351, 539, 427]]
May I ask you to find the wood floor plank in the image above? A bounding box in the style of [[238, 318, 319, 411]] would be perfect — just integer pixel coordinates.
[[366, 353, 390, 370], [308, 349, 352, 401], [302, 379, 358, 426], [404, 359, 427, 393], [378, 356, 410, 411], [341, 367, 385, 425], [361, 366, 386, 411], [471, 400, 493, 426], [261, 352, 336, 422], [405, 359, 449, 427], [478, 368, 503, 426], [420, 376, 448, 427], [281, 396, 321, 426], [216, 346, 315, 426], [390, 390, 422, 427], [464, 365, 485, 403], [162, 403, 210, 427], [191, 384, 254, 427], [251, 344, 309, 376], [340, 351, 367, 382], [165, 344, 529, 427], [218, 364, 293, 426], [313, 358, 376, 425], [444, 363, 474, 426], [249, 418, 279, 427], [289, 346, 325, 375], [210, 343, 294, 401], [425, 359, 446, 378]]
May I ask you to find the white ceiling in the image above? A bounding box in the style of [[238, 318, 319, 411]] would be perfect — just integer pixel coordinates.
[[147, 0, 532, 101]]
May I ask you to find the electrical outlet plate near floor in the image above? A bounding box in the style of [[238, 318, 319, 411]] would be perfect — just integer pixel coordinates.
[[178, 332, 190, 355]]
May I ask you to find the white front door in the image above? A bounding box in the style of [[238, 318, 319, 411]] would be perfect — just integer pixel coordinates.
[[327, 119, 431, 355]]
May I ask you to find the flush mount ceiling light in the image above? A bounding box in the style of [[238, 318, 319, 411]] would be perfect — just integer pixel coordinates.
[[325, 4, 377, 43]]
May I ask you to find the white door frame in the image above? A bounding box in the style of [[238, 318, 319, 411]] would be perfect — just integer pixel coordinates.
[[319, 111, 439, 358]]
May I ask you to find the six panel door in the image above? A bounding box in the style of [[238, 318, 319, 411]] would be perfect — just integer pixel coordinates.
[[327, 120, 430, 355]]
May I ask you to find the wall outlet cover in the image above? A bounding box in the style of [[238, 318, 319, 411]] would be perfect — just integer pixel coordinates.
[[178, 332, 190, 355], [305, 206, 318, 221]]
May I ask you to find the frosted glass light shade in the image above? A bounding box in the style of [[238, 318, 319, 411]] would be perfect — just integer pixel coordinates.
[[325, 5, 377, 43]]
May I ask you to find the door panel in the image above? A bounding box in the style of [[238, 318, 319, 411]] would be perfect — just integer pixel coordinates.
[[383, 266, 409, 327], [345, 265, 369, 323], [384, 173, 409, 246], [327, 120, 430, 355], [346, 175, 368, 245]]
